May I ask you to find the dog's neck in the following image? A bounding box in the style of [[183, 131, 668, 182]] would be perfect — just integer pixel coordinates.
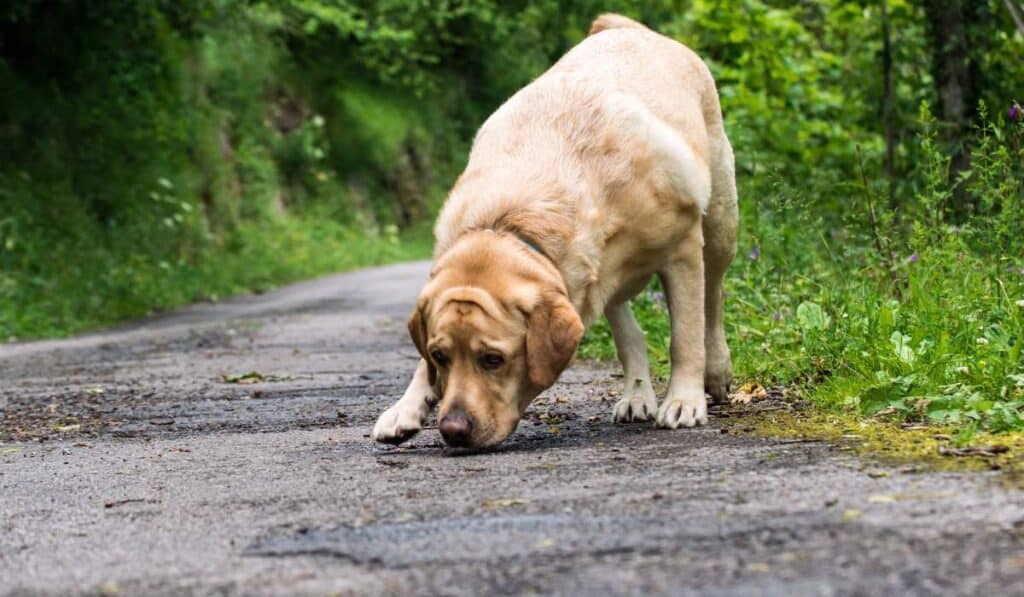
[[434, 168, 609, 327], [512, 233, 548, 261]]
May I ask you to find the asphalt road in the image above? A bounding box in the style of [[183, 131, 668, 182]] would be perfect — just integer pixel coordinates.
[[2, 261, 1023, 596]]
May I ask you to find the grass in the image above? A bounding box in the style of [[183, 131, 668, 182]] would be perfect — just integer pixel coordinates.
[[0, 215, 433, 341]]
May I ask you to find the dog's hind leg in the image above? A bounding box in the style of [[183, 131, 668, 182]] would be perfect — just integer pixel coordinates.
[[371, 359, 438, 444], [607, 301, 658, 422], [702, 136, 738, 404]]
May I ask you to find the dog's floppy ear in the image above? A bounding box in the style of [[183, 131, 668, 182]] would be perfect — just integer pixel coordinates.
[[526, 291, 584, 389], [408, 302, 437, 385]]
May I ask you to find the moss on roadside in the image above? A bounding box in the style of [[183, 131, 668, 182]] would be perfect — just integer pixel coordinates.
[[726, 402, 1024, 481]]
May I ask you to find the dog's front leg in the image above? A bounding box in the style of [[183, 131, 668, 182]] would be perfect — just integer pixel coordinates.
[[657, 233, 708, 428], [371, 359, 437, 444], [607, 301, 658, 422]]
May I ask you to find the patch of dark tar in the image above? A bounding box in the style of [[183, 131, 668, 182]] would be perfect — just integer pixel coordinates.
[[246, 513, 1024, 596], [246, 514, 688, 566]]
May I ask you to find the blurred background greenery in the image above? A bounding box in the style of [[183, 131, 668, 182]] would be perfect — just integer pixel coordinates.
[[1, 1, 1022, 431]]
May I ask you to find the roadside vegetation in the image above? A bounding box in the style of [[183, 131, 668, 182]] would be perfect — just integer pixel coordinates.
[[1, 1, 1022, 435], [575, 1, 1024, 437]]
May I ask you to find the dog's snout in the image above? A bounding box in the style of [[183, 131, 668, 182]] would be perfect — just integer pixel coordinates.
[[439, 408, 474, 447]]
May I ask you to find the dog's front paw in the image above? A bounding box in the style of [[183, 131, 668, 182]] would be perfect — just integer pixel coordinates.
[[656, 392, 708, 429], [611, 379, 658, 423], [371, 404, 423, 444]]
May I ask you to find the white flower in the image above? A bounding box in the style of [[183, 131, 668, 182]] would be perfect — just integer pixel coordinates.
[[975, 337, 989, 345], [1016, 299, 1024, 308]]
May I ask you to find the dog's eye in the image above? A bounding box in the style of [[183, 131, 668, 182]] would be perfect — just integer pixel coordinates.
[[430, 350, 448, 366], [479, 353, 504, 370]]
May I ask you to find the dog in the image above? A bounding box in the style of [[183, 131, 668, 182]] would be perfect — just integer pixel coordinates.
[[372, 13, 738, 449]]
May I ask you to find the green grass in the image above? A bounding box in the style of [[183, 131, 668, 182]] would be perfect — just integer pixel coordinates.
[[0, 216, 432, 341]]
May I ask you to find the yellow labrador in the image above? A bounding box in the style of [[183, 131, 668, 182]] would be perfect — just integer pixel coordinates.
[[372, 14, 738, 448]]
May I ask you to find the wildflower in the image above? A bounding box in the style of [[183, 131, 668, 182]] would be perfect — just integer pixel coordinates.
[[1016, 299, 1024, 308], [1010, 103, 1022, 123], [772, 312, 782, 321], [650, 291, 666, 306], [748, 246, 761, 260], [907, 253, 919, 264], [976, 337, 989, 345]]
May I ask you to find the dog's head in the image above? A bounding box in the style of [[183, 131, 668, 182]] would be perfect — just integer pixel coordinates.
[[409, 232, 583, 448]]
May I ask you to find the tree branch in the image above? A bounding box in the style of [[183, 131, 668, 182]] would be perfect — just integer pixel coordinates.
[[1005, 0, 1024, 36]]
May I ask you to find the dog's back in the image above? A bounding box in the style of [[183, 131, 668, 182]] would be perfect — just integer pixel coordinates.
[[435, 15, 727, 261]]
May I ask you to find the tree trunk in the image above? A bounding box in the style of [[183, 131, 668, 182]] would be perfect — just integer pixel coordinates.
[[920, 0, 990, 219], [880, 0, 897, 211]]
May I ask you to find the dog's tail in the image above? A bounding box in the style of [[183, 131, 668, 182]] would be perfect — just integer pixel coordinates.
[[588, 13, 650, 36]]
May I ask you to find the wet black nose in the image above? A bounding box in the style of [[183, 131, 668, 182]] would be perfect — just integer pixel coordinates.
[[439, 408, 474, 447]]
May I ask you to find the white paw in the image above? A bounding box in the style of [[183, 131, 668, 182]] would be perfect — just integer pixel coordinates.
[[611, 380, 658, 423], [656, 392, 708, 429], [371, 404, 424, 444]]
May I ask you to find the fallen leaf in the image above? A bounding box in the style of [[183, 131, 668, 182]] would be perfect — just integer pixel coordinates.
[[220, 372, 295, 384], [868, 494, 895, 504], [842, 509, 863, 521], [747, 562, 772, 573], [221, 371, 265, 384], [104, 498, 154, 508], [938, 445, 1009, 458], [482, 498, 528, 509], [867, 470, 890, 479], [892, 491, 957, 501], [729, 381, 768, 405]]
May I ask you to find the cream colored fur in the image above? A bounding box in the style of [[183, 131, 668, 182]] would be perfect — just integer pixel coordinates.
[[373, 14, 738, 444]]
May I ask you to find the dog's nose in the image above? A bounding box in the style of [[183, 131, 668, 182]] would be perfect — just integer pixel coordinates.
[[439, 408, 474, 447]]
